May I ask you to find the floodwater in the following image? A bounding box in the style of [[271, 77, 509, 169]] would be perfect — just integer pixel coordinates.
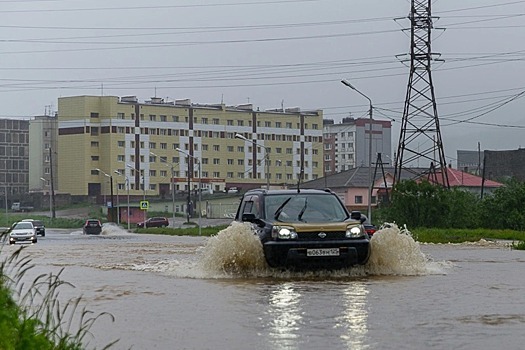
[[3, 223, 525, 350]]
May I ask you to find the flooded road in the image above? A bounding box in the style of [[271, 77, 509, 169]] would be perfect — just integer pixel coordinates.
[[4, 224, 525, 350]]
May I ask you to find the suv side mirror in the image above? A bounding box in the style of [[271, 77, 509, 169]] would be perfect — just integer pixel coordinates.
[[242, 213, 257, 222], [351, 210, 367, 224], [241, 213, 265, 227]]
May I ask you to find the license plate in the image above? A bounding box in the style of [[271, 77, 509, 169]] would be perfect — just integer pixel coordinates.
[[307, 248, 340, 257]]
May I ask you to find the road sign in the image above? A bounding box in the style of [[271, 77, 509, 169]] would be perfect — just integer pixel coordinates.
[[140, 200, 149, 210]]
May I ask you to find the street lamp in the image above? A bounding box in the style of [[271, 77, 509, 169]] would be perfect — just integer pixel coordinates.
[[126, 163, 146, 222], [150, 152, 176, 228], [114, 170, 130, 230], [341, 79, 374, 223], [176, 148, 201, 236], [95, 168, 115, 222], [40, 177, 52, 218], [235, 133, 270, 190]]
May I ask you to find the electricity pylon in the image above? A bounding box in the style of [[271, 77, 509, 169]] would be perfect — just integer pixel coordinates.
[[393, 0, 449, 189]]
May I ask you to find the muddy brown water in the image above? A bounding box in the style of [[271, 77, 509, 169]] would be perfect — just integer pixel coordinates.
[[3, 223, 525, 350]]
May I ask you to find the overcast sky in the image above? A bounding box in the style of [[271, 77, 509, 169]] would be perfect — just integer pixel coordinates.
[[1, 0, 524, 166]]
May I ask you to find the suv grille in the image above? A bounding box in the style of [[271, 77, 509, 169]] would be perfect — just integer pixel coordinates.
[[297, 231, 347, 240]]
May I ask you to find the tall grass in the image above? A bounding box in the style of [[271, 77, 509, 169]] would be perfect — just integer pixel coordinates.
[[1, 233, 118, 349]]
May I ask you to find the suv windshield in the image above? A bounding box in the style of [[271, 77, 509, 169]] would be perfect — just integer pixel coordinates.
[[265, 193, 349, 223]]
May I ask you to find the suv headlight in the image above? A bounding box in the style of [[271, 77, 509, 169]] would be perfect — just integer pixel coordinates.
[[272, 225, 298, 240], [346, 225, 365, 238]]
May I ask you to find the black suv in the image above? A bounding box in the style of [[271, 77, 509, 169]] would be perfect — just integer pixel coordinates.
[[234, 188, 370, 269]]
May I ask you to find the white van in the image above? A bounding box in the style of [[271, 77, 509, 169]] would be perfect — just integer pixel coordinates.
[[227, 187, 239, 194]]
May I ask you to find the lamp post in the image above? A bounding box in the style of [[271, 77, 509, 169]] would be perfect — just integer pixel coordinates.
[[151, 152, 176, 228], [126, 164, 146, 222], [235, 133, 270, 189], [341, 79, 374, 223], [114, 171, 130, 230], [3, 185, 8, 227], [176, 148, 201, 235], [40, 177, 52, 218], [95, 168, 115, 222], [115, 177, 120, 225]]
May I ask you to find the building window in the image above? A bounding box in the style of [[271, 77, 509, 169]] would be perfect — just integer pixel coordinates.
[[237, 120, 244, 126], [201, 117, 208, 124], [91, 141, 99, 147], [213, 145, 220, 152], [160, 143, 167, 149], [213, 118, 220, 125], [91, 156, 99, 161], [160, 115, 167, 122], [172, 115, 179, 122], [117, 155, 125, 161], [355, 196, 363, 204], [265, 121, 271, 127], [227, 146, 234, 152], [227, 120, 233, 126], [149, 115, 156, 121], [90, 112, 99, 118], [149, 142, 156, 149], [227, 159, 234, 165], [213, 158, 220, 165]]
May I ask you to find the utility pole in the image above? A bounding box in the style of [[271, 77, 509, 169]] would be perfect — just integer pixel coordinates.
[[393, 0, 449, 189], [49, 148, 56, 218]]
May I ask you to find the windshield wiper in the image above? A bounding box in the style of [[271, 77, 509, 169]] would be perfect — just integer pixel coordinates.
[[274, 197, 292, 221], [297, 197, 308, 222]]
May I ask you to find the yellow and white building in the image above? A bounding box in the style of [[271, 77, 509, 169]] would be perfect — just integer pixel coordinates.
[[57, 95, 324, 198]]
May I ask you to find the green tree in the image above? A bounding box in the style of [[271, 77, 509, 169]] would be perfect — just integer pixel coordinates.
[[375, 179, 481, 229], [478, 179, 525, 230]]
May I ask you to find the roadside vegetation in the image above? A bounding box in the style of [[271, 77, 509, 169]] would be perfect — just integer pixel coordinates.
[[374, 179, 525, 249]]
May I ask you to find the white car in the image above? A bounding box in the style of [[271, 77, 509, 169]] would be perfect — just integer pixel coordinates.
[[8, 221, 37, 245]]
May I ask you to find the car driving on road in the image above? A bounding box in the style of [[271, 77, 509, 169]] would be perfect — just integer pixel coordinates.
[[234, 188, 370, 269], [137, 217, 169, 228], [22, 219, 46, 237], [8, 221, 38, 245], [83, 219, 102, 235]]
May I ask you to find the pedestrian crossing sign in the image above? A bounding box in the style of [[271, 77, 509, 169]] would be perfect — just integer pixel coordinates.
[[140, 200, 149, 210]]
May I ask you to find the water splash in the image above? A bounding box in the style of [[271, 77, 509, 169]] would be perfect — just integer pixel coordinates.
[[196, 222, 440, 278], [101, 223, 135, 236], [199, 222, 268, 276], [365, 223, 429, 276]]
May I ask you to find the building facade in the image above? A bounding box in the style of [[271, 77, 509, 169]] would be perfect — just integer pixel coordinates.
[[57, 95, 324, 198], [323, 117, 392, 175], [0, 118, 30, 200], [29, 115, 58, 193]]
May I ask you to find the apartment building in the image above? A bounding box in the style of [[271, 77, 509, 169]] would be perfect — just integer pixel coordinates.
[[0, 118, 30, 198], [57, 95, 324, 198], [323, 117, 392, 175], [29, 115, 58, 192]]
